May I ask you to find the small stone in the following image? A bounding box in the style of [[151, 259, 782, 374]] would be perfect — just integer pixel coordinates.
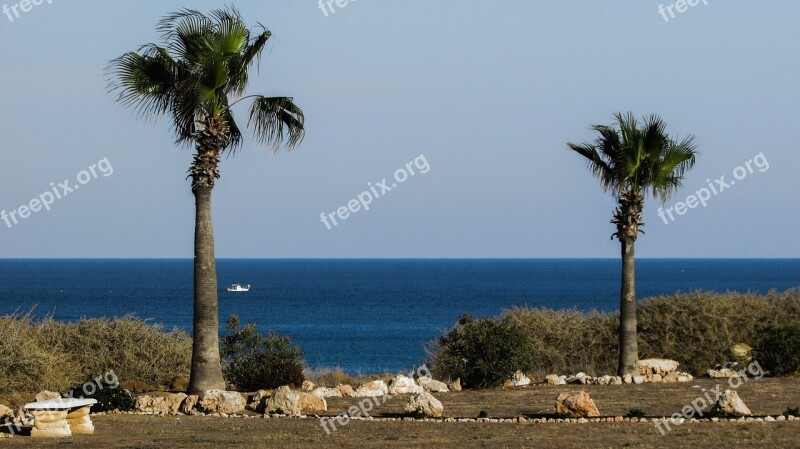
[[265, 386, 302, 417], [555, 391, 600, 417], [623, 375, 633, 384], [354, 380, 389, 398], [712, 390, 751, 417], [404, 392, 443, 418], [35, 391, 61, 402], [388, 375, 423, 395]]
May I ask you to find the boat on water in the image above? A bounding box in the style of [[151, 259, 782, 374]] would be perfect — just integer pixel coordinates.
[[227, 284, 251, 292]]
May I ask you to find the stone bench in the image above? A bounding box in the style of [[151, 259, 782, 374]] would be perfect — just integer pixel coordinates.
[[23, 398, 97, 438]]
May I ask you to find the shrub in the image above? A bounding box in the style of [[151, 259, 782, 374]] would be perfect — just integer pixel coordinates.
[[65, 374, 135, 413], [220, 315, 306, 391], [428, 289, 800, 382], [430, 314, 532, 388], [0, 313, 192, 394], [754, 322, 800, 376], [635, 290, 799, 374], [506, 308, 618, 376]]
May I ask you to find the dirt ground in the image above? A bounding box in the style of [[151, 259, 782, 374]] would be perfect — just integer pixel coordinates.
[[2, 377, 799, 448]]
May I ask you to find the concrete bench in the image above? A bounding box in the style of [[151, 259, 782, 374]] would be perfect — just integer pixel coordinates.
[[23, 398, 97, 438]]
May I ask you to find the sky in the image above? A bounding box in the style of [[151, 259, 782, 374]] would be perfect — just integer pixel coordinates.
[[0, 0, 798, 258]]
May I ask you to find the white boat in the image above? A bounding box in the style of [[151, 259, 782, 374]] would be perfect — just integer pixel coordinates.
[[227, 284, 251, 292]]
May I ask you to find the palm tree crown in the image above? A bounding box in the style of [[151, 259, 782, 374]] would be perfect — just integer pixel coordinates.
[[568, 112, 697, 202], [106, 6, 304, 159]]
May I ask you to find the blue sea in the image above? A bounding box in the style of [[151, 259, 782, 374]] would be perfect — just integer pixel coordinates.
[[0, 259, 798, 374]]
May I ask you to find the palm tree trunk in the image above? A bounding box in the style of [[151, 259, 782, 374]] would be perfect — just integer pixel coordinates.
[[617, 236, 638, 376], [188, 186, 226, 394]]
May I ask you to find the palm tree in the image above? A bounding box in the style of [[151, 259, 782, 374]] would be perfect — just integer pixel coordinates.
[[107, 7, 304, 393], [567, 112, 697, 375]]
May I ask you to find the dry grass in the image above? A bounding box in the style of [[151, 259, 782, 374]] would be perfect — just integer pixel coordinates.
[[0, 313, 191, 394]]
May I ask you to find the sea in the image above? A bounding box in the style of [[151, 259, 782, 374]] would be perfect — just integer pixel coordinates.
[[0, 259, 797, 374]]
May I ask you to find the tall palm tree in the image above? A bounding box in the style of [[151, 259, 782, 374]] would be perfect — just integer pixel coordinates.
[[107, 7, 304, 393], [567, 112, 697, 375]]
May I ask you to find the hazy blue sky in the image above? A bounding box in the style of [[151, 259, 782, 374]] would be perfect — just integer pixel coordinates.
[[1, 0, 798, 258]]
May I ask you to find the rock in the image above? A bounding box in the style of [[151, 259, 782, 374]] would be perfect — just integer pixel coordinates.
[[312, 387, 343, 398], [265, 386, 302, 416], [136, 393, 188, 415], [449, 378, 462, 392], [418, 377, 450, 393], [595, 375, 613, 386], [662, 372, 680, 383], [355, 380, 389, 397], [35, 390, 61, 401], [622, 375, 633, 384], [298, 392, 327, 412], [388, 375, 424, 395], [510, 371, 532, 387], [545, 374, 561, 386], [337, 384, 356, 397], [638, 359, 680, 377], [707, 368, 742, 378], [610, 376, 623, 386], [713, 390, 752, 417], [0, 404, 14, 421], [633, 376, 646, 385], [246, 390, 272, 413], [404, 392, 443, 418], [677, 373, 692, 383], [198, 390, 246, 415], [301, 380, 316, 392], [555, 391, 600, 418], [650, 374, 663, 382], [169, 375, 190, 392], [567, 373, 588, 385], [180, 395, 199, 415]]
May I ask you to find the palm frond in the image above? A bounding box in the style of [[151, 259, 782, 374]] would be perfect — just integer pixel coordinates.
[[248, 96, 305, 151]]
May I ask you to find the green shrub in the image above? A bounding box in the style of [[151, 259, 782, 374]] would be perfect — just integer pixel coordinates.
[[754, 323, 800, 375], [220, 315, 306, 391], [431, 314, 532, 388], [66, 373, 135, 413]]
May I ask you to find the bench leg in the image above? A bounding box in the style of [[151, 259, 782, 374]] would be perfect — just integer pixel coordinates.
[[67, 406, 95, 435], [30, 410, 71, 438]]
